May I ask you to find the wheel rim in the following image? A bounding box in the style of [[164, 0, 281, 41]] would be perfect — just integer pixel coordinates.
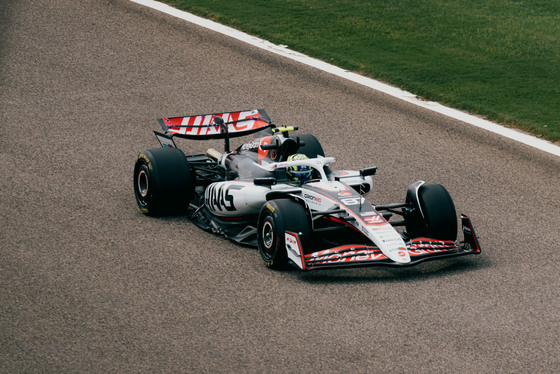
[[262, 220, 274, 250], [136, 167, 150, 205]]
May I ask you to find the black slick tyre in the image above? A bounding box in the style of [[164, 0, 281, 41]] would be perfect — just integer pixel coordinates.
[[405, 183, 457, 241], [296, 134, 324, 158], [133, 147, 195, 216], [257, 199, 310, 269]]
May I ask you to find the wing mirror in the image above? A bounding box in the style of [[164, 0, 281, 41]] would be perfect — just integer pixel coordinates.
[[254, 177, 277, 186], [360, 167, 378, 177]]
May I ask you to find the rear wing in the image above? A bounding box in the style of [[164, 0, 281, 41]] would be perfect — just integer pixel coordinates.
[[157, 109, 273, 152], [158, 109, 272, 139]]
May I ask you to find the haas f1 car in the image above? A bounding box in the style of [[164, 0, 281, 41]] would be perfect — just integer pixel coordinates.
[[134, 109, 481, 270]]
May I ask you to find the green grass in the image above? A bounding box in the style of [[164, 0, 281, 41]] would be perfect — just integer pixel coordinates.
[[164, 0, 560, 143]]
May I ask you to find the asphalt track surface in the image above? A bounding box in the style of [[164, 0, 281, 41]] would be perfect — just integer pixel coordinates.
[[1, 1, 559, 373]]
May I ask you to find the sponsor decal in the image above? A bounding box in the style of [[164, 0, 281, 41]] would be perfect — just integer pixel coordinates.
[[205, 184, 243, 212], [408, 242, 455, 249], [409, 248, 453, 255], [339, 197, 363, 206], [308, 249, 387, 264], [382, 237, 402, 244], [137, 154, 152, 171], [285, 233, 300, 255], [230, 111, 255, 131], [364, 215, 384, 225], [407, 239, 457, 255], [285, 232, 304, 269], [258, 136, 272, 159], [358, 210, 387, 226], [286, 235, 297, 246], [240, 139, 260, 152], [165, 110, 264, 136], [303, 193, 322, 204]]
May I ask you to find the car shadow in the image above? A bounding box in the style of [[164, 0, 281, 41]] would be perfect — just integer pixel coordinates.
[[141, 214, 490, 284]]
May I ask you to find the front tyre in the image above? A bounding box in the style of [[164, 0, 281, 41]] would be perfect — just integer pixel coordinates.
[[405, 182, 457, 241], [133, 147, 195, 216], [257, 199, 310, 269]]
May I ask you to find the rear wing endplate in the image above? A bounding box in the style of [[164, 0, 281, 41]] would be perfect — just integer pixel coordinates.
[[154, 131, 177, 148]]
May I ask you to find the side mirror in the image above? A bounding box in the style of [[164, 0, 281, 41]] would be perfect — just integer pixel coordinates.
[[254, 177, 277, 186], [260, 138, 280, 150], [360, 167, 378, 177]]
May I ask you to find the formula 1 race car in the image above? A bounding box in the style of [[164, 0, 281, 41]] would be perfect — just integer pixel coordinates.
[[133, 109, 481, 270]]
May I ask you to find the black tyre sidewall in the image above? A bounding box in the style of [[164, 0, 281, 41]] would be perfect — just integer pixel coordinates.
[[134, 160, 154, 213], [419, 184, 457, 241], [296, 134, 325, 158], [133, 148, 194, 216], [257, 199, 310, 269]]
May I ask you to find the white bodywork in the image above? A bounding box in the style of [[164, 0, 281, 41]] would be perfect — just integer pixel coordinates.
[[205, 156, 410, 266]]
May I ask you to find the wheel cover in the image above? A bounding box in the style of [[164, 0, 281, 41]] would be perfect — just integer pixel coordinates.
[[262, 220, 274, 250], [138, 170, 149, 197], [136, 166, 150, 206]]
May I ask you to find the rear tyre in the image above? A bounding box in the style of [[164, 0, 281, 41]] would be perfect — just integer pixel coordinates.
[[257, 199, 310, 269], [133, 147, 195, 216], [405, 183, 457, 241], [296, 134, 324, 158]]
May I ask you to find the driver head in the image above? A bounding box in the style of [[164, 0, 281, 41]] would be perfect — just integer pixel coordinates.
[[286, 154, 313, 182]]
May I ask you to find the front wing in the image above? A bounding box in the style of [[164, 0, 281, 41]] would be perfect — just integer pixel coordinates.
[[295, 214, 481, 271]]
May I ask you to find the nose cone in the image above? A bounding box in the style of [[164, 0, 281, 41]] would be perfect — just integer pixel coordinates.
[[389, 247, 411, 263], [377, 242, 410, 263], [366, 222, 410, 264]]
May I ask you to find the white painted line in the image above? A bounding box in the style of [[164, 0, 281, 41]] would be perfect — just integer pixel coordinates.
[[131, 0, 560, 157]]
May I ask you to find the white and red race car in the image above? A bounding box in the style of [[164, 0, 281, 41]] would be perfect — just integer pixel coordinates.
[[133, 109, 481, 270]]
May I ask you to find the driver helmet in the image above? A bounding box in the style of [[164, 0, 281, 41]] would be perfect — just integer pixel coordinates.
[[286, 154, 313, 182]]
